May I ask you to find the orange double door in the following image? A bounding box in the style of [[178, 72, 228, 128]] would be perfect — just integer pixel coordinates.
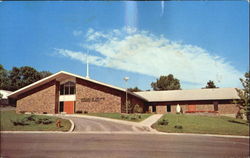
[[188, 105, 196, 111], [59, 101, 75, 114]]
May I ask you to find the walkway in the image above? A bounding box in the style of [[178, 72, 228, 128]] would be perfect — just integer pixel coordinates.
[[140, 114, 163, 126]]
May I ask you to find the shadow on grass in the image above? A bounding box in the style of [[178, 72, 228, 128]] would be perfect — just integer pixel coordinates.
[[228, 120, 248, 125]]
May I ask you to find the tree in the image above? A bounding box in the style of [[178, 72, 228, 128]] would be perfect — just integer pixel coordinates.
[[204, 80, 218, 88], [39, 71, 52, 79], [0, 64, 10, 90], [4, 65, 52, 91], [235, 72, 250, 122], [151, 74, 181, 91], [127, 86, 141, 92]]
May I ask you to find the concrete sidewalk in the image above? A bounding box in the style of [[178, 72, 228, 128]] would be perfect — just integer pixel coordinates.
[[140, 114, 163, 126]]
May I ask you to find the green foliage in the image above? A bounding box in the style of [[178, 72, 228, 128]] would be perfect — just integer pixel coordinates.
[[204, 80, 218, 88], [86, 113, 152, 122], [174, 125, 183, 129], [11, 115, 53, 126], [127, 86, 141, 92], [133, 104, 143, 113], [234, 72, 250, 121], [152, 114, 249, 136], [151, 74, 181, 91], [0, 64, 11, 90], [0, 65, 52, 91], [1, 111, 71, 131], [158, 119, 169, 125]]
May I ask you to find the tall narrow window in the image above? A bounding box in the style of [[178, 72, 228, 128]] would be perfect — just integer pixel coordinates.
[[152, 105, 156, 112], [59, 102, 64, 112], [213, 101, 219, 111], [166, 105, 171, 112]]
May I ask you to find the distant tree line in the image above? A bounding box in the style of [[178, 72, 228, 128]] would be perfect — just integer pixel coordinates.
[[0, 65, 52, 91], [128, 74, 219, 91]]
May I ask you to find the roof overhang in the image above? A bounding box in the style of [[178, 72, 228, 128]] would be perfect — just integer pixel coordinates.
[[7, 71, 147, 101]]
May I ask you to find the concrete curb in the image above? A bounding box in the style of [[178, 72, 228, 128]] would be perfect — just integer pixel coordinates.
[[0, 131, 249, 138], [67, 119, 75, 133]]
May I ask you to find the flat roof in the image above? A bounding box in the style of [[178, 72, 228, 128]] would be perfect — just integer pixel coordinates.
[[135, 88, 240, 102]]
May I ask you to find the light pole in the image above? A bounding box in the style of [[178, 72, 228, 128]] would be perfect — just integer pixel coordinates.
[[123, 77, 129, 113]]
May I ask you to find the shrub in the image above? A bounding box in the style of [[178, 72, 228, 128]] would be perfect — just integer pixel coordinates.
[[158, 119, 169, 125], [42, 119, 53, 125], [35, 119, 42, 124], [11, 119, 29, 126], [26, 115, 36, 121], [20, 111, 25, 114], [121, 114, 129, 120], [84, 111, 88, 114], [174, 125, 183, 129], [133, 104, 143, 113], [76, 110, 83, 114], [130, 114, 138, 120], [138, 115, 141, 119]]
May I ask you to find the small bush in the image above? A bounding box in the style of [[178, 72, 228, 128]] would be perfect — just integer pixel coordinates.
[[130, 115, 138, 120], [121, 114, 125, 119], [84, 111, 88, 114], [43, 112, 47, 114], [42, 120, 53, 125], [138, 115, 141, 119], [76, 110, 83, 114], [20, 111, 25, 114], [11, 119, 29, 126], [35, 119, 42, 124], [158, 119, 169, 126], [174, 125, 183, 129], [26, 115, 36, 121], [133, 104, 143, 113]]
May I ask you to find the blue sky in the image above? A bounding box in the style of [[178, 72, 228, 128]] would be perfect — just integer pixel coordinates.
[[0, 1, 249, 90]]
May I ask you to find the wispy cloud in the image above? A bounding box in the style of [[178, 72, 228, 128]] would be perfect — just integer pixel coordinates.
[[73, 30, 83, 36], [55, 27, 242, 88]]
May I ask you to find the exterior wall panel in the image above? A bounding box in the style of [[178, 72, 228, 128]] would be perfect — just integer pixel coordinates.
[[16, 80, 57, 114], [75, 78, 122, 113]]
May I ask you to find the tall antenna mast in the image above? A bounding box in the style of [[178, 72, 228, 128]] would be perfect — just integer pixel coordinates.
[[86, 50, 90, 79]]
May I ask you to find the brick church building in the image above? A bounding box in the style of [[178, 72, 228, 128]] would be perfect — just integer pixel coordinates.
[[8, 71, 239, 115]]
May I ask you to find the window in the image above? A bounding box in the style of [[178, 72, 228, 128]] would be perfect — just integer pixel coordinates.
[[152, 105, 156, 112], [60, 81, 75, 95], [59, 102, 64, 112], [213, 101, 219, 111], [166, 105, 171, 112]]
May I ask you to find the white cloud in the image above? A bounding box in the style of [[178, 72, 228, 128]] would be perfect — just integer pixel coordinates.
[[73, 30, 83, 36], [56, 27, 242, 89]]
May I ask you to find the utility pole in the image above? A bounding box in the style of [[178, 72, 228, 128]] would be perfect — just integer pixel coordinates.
[[123, 77, 129, 113]]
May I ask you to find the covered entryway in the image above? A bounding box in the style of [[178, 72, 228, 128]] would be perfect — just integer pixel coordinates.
[[59, 101, 75, 114]]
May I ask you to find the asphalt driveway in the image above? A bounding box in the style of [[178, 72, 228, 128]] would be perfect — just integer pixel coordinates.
[[63, 116, 150, 132]]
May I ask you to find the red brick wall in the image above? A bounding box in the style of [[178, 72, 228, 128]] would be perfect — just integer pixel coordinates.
[[75, 78, 122, 113], [150, 100, 238, 114], [218, 104, 239, 114], [16, 80, 58, 114]]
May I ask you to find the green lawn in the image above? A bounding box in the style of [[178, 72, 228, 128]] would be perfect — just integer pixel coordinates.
[[86, 113, 152, 122], [152, 114, 249, 136], [0, 111, 71, 131]]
